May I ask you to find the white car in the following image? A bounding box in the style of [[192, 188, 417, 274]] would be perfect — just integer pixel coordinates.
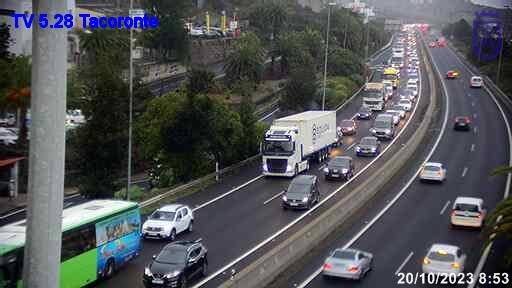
[[142, 204, 194, 240], [450, 197, 486, 228], [406, 83, 418, 96], [66, 109, 85, 124], [407, 79, 418, 86], [422, 244, 466, 274], [419, 162, 446, 182], [398, 99, 412, 111], [0, 127, 18, 145], [470, 76, 483, 88]]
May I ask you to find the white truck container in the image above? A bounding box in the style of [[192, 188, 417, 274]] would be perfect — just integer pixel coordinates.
[[262, 111, 338, 177], [362, 82, 385, 111]]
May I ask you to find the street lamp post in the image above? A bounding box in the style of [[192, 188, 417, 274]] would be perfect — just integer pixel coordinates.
[[497, 5, 510, 86], [127, 0, 134, 200], [322, 2, 336, 111]]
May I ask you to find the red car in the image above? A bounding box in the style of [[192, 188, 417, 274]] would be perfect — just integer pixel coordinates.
[[446, 70, 460, 79], [453, 116, 471, 131], [339, 119, 357, 136], [429, 42, 436, 48]]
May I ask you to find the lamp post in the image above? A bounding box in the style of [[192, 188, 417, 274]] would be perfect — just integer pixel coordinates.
[[322, 2, 336, 111], [497, 4, 510, 86], [127, 0, 135, 200]]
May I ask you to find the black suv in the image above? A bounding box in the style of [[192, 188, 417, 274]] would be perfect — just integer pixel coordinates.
[[143, 239, 207, 288], [282, 175, 320, 210], [324, 156, 355, 180]]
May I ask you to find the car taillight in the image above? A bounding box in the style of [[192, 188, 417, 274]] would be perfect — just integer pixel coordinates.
[[423, 257, 431, 265], [451, 210, 457, 217], [347, 265, 359, 273], [476, 212, 482, 218], [323, 263, 332, 270], [452, 262, 460, 269]]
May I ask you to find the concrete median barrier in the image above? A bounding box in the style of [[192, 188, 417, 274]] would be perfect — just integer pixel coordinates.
[[218, 38, 441, 288]]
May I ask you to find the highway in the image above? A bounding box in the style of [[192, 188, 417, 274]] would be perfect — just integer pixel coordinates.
[[285, 36, 510, 288], [97, 39, 438, 288]]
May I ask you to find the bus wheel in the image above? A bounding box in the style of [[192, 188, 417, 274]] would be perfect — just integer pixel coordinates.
[[104, 259, 115, 279]]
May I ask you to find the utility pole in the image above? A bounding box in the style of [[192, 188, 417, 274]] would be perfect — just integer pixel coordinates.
[[364, 14, 370, 61], [496, 26, 504, 86], [23, 0, 67, 287], [322, 3, 336, 111], [127, 0, 134, 200]]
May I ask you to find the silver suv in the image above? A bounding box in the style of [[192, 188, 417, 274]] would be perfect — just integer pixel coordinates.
[[370, 114, 395, 139]]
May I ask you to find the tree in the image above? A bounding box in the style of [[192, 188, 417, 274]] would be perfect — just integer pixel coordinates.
[[187, 68, 215, 96], [142, 0, 191, 62], [0, 23, 12, 59], [281, 53, 318, 111], [249, 0, 288, 41], [327, 47, 362, 77], [225, 32, 266, 85], [79, 29, 129, 66], [482, 196, 512, 269]]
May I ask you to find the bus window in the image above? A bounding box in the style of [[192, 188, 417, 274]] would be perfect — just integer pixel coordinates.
[[61, 225, 96, 262]]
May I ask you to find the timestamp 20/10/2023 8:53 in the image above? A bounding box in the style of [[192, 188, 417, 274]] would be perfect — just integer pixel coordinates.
[[396, 272, 509, 285]]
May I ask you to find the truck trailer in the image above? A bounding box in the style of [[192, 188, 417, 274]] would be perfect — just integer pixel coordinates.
[[262, 111, 339, 177]]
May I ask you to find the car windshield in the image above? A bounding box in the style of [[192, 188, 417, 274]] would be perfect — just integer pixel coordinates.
[[359, 107, 370, 113], [374, 120, 389, 129], [403, 89, 414, 96], [424, 165, 441, 172], [287, 183, 310, 196], [149, 211, 176, 221], [329, 157, 350, 167], [454, 203, 479, 212], [383, 74, 398, 81], [341, 120, 353, 127], [427, 251, 455, 262], [332, 250, 356, 260], [263, 140, 294, 155], [156, 246, 187, 264], [360, 138, 377, 145], [393, 105, 405, 111], [399, 100, 410, 105]]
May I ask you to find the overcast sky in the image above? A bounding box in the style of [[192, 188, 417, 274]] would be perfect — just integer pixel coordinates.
[[472, 0, 511, 8]]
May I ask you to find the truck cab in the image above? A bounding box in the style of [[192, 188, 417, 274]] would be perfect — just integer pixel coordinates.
[[362, 83, 385, 111]]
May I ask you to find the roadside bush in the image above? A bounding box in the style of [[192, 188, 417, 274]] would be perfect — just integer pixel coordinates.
[[114, 185, 144, 201]]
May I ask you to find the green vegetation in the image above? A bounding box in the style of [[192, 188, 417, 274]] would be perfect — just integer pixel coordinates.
[[483, 195, 512, 269], [443, 19, 512, 95], [225, 32, 266, 85]]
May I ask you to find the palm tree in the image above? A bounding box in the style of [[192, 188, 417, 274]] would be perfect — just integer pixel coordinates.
[[79, 29, 129, 65], [483, 166, 512, 268], [225, 32, 266, 86]]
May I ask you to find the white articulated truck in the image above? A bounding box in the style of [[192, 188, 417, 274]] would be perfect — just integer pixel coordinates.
[[262, 111, 339, 177]]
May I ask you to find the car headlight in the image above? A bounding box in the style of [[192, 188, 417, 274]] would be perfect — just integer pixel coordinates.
[[385, 129, 392, 134], [323, 167, 329, 173], [302, 196, 309, 203], [262, 164, 268, 172], [356, 147, 361, 152], [144, 267, 153, 276], [371, 147, 377, 152], [282, 195, 287, 201], [341, 168, 349, 174], [286, 165, 293, 172], [164, 271, 181, 278], [370, 128, 376, 133]]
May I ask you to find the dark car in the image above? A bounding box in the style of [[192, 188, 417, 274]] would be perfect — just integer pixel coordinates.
[[356, 106, 372, 120], [453, 116, 471, 131], [355, 136, 381, 157], [339, 119, 357, 135], [282, 175, 320, 210], [324, 156, 355, 181], [143, 239, 208, 288]]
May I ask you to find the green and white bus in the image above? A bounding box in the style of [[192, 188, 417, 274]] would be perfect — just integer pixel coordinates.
[[0, 200, 141, 288]]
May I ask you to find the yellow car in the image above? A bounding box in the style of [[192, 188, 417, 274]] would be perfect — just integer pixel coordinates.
[[446, 70, 460, 79]]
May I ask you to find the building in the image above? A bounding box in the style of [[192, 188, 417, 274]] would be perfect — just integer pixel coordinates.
[[384, 19, 403, 32]]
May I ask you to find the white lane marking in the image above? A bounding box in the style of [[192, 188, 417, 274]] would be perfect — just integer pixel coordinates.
[[346, 143, 357, 151], [318, 164, 326, 171], [263, 191, 285, 205], [473, 113, 477, 119], [440, 200, 451, 215], [296, 41, 449, 288], [472, 101, 475, 107], [462, 167, 468, 177], [446, 42, 512, 288], [473, 127, 478, 134], [395, 251, 414, 275], [470, 144, 475, 152], [258, 108, 279, 122], [192, 175, 264, 211], [194, 52, 425, 288]]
